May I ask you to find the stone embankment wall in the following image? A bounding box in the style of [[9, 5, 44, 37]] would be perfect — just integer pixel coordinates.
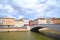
[[0, 29, 28, 31]]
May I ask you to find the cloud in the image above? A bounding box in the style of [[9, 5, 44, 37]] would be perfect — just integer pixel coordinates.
[[0, 4, 4, 9], [12, 0, 48, 19], [12, 0, 54, 14], [0, 0, 60, 20], [19, 15, 25, 19], [7, 0, 60, 18], [12, 0, 38, 9], [0, 0, 8, 4], [0, 4, 14, 13], [4, 5, 14, 13], [0, 4, 25, 19]]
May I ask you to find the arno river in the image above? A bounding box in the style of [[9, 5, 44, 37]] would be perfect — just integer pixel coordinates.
[[0, 24, 60, 40], [0, 31, 54, 40]]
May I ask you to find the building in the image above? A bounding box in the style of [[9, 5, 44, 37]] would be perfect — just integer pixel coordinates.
[[50, 18, 60, 24], [29, 20, 34, 26], [46, 18, 51, 24], [34, 18, 47, 24], [20, 18, 29, 26], [14, 20, 24, 27], [34, 18, 60, 24], [0, 18, 2, 25], [2, 18, 15, 27]]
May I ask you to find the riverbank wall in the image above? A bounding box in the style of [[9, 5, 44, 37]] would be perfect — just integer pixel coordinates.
[[0, 28, 29, 31]]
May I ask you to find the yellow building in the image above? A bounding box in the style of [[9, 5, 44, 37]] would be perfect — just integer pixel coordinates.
[[14, 20, 24, 27], [34, 18, 47, 24], [2, 18, 15, 26]]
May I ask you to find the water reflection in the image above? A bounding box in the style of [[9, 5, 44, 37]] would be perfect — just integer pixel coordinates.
[[39, 32, 60, 40]]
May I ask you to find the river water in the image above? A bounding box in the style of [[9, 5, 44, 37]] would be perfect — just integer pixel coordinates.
[[0, 31, 54, 40]]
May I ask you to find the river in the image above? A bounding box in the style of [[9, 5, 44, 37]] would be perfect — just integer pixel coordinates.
[[0, 31, 54, 40]]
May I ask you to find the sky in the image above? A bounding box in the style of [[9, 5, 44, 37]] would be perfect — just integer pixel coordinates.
[[0, 0, 60, 20]]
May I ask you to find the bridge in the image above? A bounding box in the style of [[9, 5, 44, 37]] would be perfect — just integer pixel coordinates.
[[29, 24, 60, 32]]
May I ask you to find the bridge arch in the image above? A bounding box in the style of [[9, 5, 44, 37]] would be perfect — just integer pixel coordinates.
[[30, 26, 45, 33]]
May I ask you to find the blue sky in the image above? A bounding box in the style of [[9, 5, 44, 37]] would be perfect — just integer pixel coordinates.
[[0, 0, 60, 20]]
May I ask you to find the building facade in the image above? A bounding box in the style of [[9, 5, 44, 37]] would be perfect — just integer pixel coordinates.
[[0, 18, 2, 25], [46, 18, 51, 24], [14, 20, 24, 27], [34, 18, 60, 24], [2, 18, 15, 27], [50, 18, 60, 24], [34, 18, 47, 24], [20, 18, 29, 26]]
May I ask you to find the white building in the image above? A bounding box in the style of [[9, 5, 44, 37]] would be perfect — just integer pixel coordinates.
[[20, 18, 29, 25], [14, 20, 24, 27], [34, 18, 46, 24], [34, 18, 49, 24], [14, 18, 29, 27]]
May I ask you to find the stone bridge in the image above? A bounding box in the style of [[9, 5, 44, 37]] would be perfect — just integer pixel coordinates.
[[29, 24, 60, 32]]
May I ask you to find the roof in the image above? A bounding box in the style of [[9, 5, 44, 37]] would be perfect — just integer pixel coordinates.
[[34, 18, 45, 20], [2, 18, 15, 19], [20, 18, 29, 20], [51, 18, 60, 20]]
